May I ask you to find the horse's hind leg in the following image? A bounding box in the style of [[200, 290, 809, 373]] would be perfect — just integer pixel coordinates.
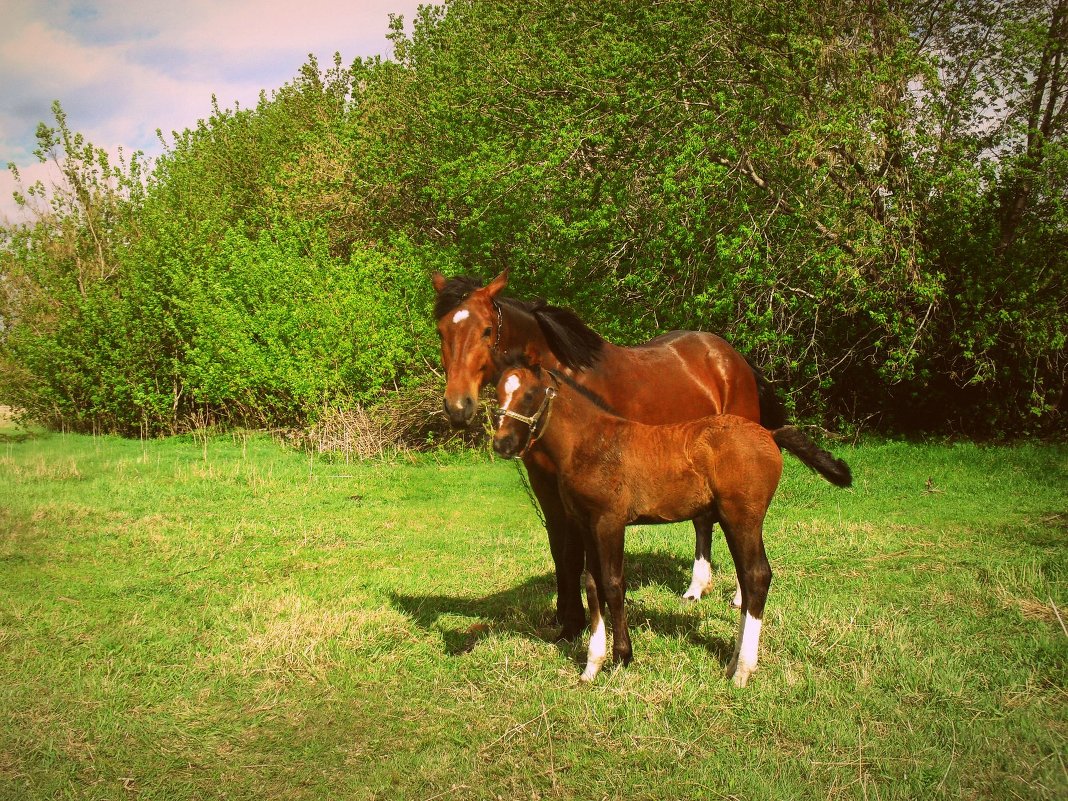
[[719, 511, 772, 688], [683, 514, 742, 607]]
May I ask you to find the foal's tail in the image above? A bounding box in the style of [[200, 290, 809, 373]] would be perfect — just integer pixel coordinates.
[[772, 426, 853, 488]]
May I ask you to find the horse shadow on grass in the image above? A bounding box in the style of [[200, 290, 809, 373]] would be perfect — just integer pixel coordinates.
[[389, 548, 738, 666]]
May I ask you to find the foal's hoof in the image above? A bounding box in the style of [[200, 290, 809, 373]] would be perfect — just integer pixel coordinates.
[[682, 583, 710, 603]]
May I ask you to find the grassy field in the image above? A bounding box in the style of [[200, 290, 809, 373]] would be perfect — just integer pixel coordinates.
[[0, 423, 1065, 800]]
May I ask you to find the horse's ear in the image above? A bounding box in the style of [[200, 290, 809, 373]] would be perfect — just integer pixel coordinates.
[[485, 267, 510, 298], [431, 271, 448, 293]]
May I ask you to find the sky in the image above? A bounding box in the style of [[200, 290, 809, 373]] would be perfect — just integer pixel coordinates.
[[0, 0, 424, 224]]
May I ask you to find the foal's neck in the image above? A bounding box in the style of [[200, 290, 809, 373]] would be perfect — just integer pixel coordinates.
[[536, 380, 618, 466]]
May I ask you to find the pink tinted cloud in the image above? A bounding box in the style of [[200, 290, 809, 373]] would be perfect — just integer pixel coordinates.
[[1, 0, 423, 223]]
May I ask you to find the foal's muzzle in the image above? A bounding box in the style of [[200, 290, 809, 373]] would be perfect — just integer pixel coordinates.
[[492, 431, 523, 459], [491, 387, 556, 459]]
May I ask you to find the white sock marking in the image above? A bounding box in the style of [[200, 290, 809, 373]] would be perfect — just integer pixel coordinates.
[[739, 613, 762, 668], [581, 616, 607, 682], [731, 612, 763, 687], [451, 309, 470, 324], [683, 556, 712, 600]]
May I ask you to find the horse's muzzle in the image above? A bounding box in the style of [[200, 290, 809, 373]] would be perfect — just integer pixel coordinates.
[[444, 396, 477, 428]]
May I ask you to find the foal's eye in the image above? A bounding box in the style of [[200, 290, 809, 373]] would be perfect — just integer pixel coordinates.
[[482, 326, 493, 339]]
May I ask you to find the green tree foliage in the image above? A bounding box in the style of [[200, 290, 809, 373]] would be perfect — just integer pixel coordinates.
[[1, 69, 439, 435], [1, 1, 1064, 436]]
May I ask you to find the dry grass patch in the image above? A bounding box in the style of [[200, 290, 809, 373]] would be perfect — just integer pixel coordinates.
[[231, 592, 415, 678]]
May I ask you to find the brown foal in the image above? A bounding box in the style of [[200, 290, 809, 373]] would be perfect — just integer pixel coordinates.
[[493, 359, 785, 686]]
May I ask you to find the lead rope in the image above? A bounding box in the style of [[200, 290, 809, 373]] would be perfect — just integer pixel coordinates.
[[512, 458, 547, 528]]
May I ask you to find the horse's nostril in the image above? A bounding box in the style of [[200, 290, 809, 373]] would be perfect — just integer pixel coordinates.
[[445, 396, 477, 428]]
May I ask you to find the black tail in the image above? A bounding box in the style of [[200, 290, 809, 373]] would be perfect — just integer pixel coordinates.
[[745, 358, 788, 430], [772, 426, 853, 488]]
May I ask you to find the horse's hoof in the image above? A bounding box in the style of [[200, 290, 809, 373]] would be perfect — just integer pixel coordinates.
[[580, 661, 604, 682], [681, 592, 700, 604], [731, 667, 753, 688], [554, 625, 583, 644]]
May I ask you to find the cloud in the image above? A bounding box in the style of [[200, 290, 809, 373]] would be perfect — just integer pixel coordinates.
[[0, 0, 423, 223]]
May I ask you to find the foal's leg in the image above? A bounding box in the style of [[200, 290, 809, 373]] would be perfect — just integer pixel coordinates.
[[719, 512, 772, 688], [596, 517, 632, 668], [580, 568, 607, 682], [683, 516, 715, 601], [683, 514, 742, 607], [526, 462, 587, 641], [580, 518, 631, 681]]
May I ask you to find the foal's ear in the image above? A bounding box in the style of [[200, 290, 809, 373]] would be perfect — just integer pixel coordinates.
[[485, 267, 510, 298], [431, 271, 448, 293], [522, 342, 542, 368]]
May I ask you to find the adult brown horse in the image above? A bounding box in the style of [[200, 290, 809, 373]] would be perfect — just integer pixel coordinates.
[[432, 269, 850, 640], [491, 357, 801, 685]]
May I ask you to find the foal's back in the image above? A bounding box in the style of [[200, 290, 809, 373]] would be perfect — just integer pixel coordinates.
[[572, 413, 782, 525]]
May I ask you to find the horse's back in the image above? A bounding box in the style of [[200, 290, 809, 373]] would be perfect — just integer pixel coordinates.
[[584, 331, 761, 425]]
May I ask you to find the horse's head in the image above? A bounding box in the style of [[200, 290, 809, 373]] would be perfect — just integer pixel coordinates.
[[492, 357, 555, 459], [432, 269, 510, 428]]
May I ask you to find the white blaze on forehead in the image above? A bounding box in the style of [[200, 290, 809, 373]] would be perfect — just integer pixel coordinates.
[[451, 309, 470, 324], [501, 373, 521, 411]]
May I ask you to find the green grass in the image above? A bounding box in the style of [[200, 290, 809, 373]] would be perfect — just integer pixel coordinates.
[[1, 431, 1065, 800]]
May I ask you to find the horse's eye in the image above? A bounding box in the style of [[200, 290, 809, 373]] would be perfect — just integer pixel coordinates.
[[482, 326, 493, 338]]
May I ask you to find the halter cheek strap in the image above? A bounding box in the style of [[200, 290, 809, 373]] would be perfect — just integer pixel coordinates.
[[491, 300, 504, 352], [497, 386, 556, 456]]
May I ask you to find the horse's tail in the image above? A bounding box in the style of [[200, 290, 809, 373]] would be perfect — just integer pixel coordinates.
[[745, 358, 788, 430], [772, 426, 853, 488]]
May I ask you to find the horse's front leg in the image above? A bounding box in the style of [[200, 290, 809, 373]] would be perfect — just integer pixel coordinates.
[[525, 459, 587, 641]]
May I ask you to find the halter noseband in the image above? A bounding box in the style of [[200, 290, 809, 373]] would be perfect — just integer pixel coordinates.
[[496, 383, 557, 456]]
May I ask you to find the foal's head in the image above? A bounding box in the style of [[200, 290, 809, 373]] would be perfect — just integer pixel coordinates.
[[492, 361, 555, 459], [432, 269, 510, 428]]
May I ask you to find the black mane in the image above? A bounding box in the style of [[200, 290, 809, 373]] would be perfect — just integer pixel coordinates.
[[532, 305, 605, 371], [547, 368, 616, 415], [498, 352, 615, 414], [433, 275, 482, 320], [433, 274, 542, 320]]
